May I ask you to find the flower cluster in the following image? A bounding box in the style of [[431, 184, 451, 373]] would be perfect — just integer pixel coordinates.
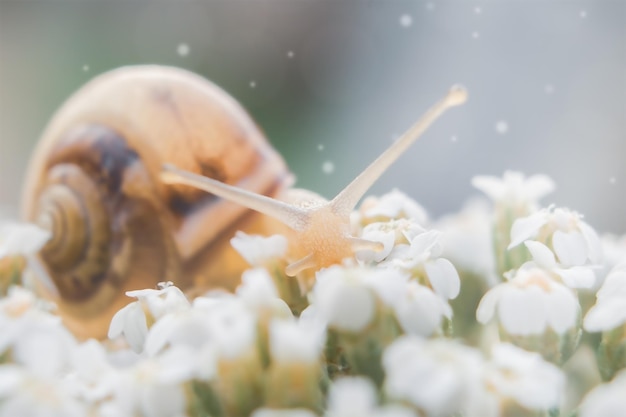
[[0, 171, 625, 417]]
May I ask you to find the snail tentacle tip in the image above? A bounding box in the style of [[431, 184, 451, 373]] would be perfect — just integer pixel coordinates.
[[285, 253, 316, 277], [446, 84, 468, 107]]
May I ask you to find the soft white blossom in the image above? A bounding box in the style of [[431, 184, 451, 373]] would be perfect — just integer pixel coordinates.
[[578, 369, 626, 417], [436, 199, 497, 284], [383, 336, 487, 417], [108, 283, 190, 353], [231, 232, 288, 266], [236, 268, 292, 317], [485, 343, 565, 412], [472, 171, 554, 207], [0, 365, 86, 417], [477, 266, 580, 336], [523, 240, 596, 289], [509, 207, 602, 267], [269, 319, 325, 364], [326, 376, 417, 417], [356, 219, 425, 263], [0, 222, 51, 259], [384, 230, 460, 300], [394, 282, 452, 337], [584, 263, 626, 332]]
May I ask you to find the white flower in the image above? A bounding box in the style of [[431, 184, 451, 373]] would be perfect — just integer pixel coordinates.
[[269, 319, 325, 364], [436, 199, 497, 284], [524, 240, 596, 289], [202, 297, 257, 359], [325, 376, 417, 417], [382, 336, 486, 417], [236, 268, 292, 317], [394, 282, 452, 337], [230, 232, 288, 266], [125, 283, 190, 319], [143, 308, 214, 356], [509, 207, 602, 267], [251, 409, 318, 417], [358, 189, 428, 225], [311, 266, 377, 332], [384, 230, 460, 300], [106, 346, 196, 417], [108, 283, 190, 353], [108, 301, 149, 353], [311, 265, 408, 332], [0, 366, 86, 417], [0, 222, 51, 259], [477, 266, 580, 336], [485, 343, 565, 412], [356, 219, 425, 263], [578, 369, 626, 417], [584, 263, 626, 332], [472, 171, 554, 207]]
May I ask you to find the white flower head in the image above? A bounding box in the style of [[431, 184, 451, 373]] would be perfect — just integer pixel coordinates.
[[523, 240, 596, 289], [384, 230, 460, 300], [509, 207, 602, 267], [326, 376, 418, 417], [311, 266, 378, 332], [126, 282, 190, 319], [0, 221, 51, 259], [356, 219, 425, 263], [0, 366, 86, 417], [578, 369, 626, 417], [472, 171, 554, 208], [236, 268, 291, 318], [383, 336, 486, 417], [436, 199, 497, 284], [394, 282, 452, 337], [231, 231, 288, 266], [485, 343, 565, 411], [477, 266, 580, 336], [205, 297, 257, 359], [269, 319, 325, 364], [357, 189, 429, 225], [584, 263, 626, 332], [251, 409, 318, 417]]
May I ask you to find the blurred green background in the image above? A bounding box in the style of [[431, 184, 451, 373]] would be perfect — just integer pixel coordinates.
[[1, 1, 624, 232]]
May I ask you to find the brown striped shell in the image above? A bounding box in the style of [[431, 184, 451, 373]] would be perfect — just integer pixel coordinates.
[[21, 66, 293, 339]]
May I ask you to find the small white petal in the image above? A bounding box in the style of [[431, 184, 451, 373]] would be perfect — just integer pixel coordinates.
[[476, 286, 505, 324], [554, 266, 596, 289], [584, 297, 626, 332], [524, 241, 557, 269], [552, 230, 588, 266], [424, 258, 461, 300], [579, 222, 603, 264], [544, 285, 579, 334], [509, 213, 547, 249], [499, 286, 547, 335], [524, 175, 556, 202], [328, 377, 378, 413], [471, 176, 507, 201]]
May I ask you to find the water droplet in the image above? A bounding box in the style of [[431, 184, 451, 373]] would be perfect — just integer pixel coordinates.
[[322, 161, 335, 174], [399, 14, 413, 28], [474, 6, 482, 15], [287, 50, 295, 59], [82, 65, 90, 72], [425, 2, 435, 11], [177, 43, 190, 57], [451, 136, 458, 143], [317, 144, 324, 151], [609, 177, 616, 185], [249, 80, 257, 88], [495, 120, 509, 134], [472, 31, 480, 39], [580, 10, 587, 18], [544, 84, 555, 95]]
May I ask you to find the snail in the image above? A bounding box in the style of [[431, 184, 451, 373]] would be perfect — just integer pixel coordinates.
[[21, 65, 467, 339]]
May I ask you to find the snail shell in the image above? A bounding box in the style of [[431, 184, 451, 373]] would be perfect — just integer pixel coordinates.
[[22, 66, 293, 338]]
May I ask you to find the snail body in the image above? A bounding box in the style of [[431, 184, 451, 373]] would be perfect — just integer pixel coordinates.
[[22, 66, 292, 338], [23, 65, 467, 339]]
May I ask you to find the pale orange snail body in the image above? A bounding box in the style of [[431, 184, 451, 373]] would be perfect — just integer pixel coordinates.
[[22, 65, 467, 339]]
